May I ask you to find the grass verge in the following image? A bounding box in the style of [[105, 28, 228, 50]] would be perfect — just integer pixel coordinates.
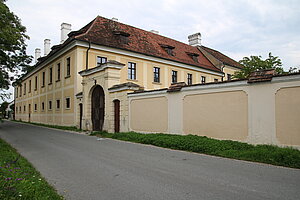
[[92, 131, 300, 169], [0, 138, 63, 199], [12, 120, 82, 132]]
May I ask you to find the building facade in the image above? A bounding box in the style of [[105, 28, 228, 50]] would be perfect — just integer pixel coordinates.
[[14, 16, 242, 132]]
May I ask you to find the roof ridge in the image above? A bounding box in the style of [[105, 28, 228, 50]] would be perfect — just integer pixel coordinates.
[[93, 15, 198, 49]]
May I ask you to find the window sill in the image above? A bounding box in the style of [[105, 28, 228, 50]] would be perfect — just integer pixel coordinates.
[[48, 83, 52, 85], [65, 108, 71, 110], [65, 75, 71, 79], [41, 85, 45, 88], [152, 82, 162, 85], [127, 79, 138, 82], [56, 79, 60, 82]]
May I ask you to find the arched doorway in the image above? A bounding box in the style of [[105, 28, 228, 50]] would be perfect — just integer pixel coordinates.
[[113, 99, 120, 133], [91, 85, 105, 131]]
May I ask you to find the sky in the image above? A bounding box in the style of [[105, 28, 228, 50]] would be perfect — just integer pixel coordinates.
[[2, 0, 300, 103]]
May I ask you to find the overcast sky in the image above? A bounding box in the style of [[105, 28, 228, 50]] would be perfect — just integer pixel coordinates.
[[2, 0, 300, 103]]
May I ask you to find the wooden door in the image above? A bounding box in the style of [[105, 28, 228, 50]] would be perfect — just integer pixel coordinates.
[[91, 86, 105, 131], [114, 100, 120, 133]]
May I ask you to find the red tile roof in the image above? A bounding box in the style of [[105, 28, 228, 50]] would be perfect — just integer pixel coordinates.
[[69, 16, 221, 73], [200, 46, 244, 69]]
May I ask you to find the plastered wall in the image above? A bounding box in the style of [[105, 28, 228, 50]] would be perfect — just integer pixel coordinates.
[[128, 74, 300, 149]]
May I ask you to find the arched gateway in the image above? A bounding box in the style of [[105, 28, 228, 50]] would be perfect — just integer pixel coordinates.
[[91, 85, 105, 131]]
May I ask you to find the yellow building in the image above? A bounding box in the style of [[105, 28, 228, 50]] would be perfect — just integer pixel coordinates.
[[14, 16, 242, 132]]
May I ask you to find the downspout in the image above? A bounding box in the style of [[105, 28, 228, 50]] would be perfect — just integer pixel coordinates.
[[86, 41, 91, 70]]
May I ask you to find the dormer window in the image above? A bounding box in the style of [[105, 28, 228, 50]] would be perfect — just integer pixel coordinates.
[[113, 31, 130, 44], [160, 44, 175, 56], [186, 52, 199, 63]]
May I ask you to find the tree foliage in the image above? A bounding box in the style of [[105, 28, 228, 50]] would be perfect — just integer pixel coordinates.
[[233, 52, 284, 79], [0, 0, 32, 100]]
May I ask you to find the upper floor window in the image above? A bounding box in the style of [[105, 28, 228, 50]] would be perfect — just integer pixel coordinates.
[[153, 67, 160, 83], [214, 79, 219, 82], [227, 74, 232, 81], [42, 72, 45, 87], [16, 88, 18, 97], [97, 56, 107, 66], [41, 102, 45, 111], [172, 70, 177, 83], [66, 57, 71, 77], [187, 52, 199, 63], [24, 83, 26, 95], [34, 104, 37, 111], [128, 62, 136, 80], [201, 76, 206, 84], [19, 86, 22, 97], [113, 31, 130, 44], [29, 80, 31, 93], [23, 105, 26, 112], [49, 67, 53, 84], [187, 73, 192, 85], [57, 63, 60, 81], [160, 44, 175, 56], [35, 76, 38, 90]]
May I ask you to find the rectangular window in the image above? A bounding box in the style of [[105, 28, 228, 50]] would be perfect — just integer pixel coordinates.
[[201, 76, 206, 84], [172, 70, 177, 83], [29, 80, 31, 93], [19, 106, 21, 113], [227, 74, 232, 81], [48, 100, 52, 110], [214, 79, 219, 82], [187, 73, 192, 85], [16, 107, 18, 113], [49, 67, 53, 84], [34, 104, 37, 111], [56, 99, 60, 109], [20, 86, 22, 97], [153, 67, 160, 83], [128, 62, 136, 80], [65, 97, 71, 109], [97, 56, 107, 66], [42, 72, 45, 87], [66, 57, 71, 77], [35, 76, 37, 90], [16, 88, 18, 97], [57, 63, 60, 81], [24, 83, 26, 95], [42, 102, 45, 111], [23, 105, 26, 112]]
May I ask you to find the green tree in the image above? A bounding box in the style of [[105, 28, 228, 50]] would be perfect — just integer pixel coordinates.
[[0, 0, 32, 101], [233, 52, 284, 79], [0, 101, 9, 120]]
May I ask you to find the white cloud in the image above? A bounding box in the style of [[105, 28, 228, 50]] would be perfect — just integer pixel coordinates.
[[2, 0, 300, 103]]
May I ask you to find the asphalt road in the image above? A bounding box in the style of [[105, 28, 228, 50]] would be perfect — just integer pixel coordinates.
[[0, 121, 299, 200]]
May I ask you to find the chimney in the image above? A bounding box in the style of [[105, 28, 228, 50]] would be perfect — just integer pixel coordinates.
[[44, 39, 51, 56], [61, 23, 72, 44], [112, 17, 118, 21], [188, 33, 201, 46], [34, 48, 41, 63], [150, 30, 159, 34]]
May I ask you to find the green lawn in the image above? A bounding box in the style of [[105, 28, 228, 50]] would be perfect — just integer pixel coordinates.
[[92, 131, 300, 169], [0, 138, 63, 200], [13, 120, 82, 132]]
